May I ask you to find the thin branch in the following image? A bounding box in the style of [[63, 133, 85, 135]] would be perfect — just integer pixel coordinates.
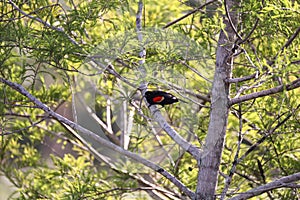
[[10, 0, 137, 90], [94, 62, 137, 88], [180, 60, 212, 83], [278, 26, 300, 55], [1, 116, 48, 136], [230, 78, 300, 105], [230, 172, 300, 200], [237, 103, 300, 164], [237, 18, 259, 45], [92, 187, 162, 197], [129, 100, 151, 121], [135, 1, 203, 160], [163, 0, 217, 29], [237, 0, 265, 45], [235, 170, 260, 185], [0, 77, 195, 199], [224, 0, 243, 41], [166, 82, 211, 103], [226, 73, 257, 83], [8, 0, 78, 46], [269, 26, 300, 66], [149, 105, 202, 160], [136, 0, 147, 85], [232, 81, 265, 99], [220, 104, 244, 199], [136, 0, 144, 44]]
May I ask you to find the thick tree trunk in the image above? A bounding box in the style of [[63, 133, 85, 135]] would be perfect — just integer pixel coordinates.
[[195, 0, 238, 199]]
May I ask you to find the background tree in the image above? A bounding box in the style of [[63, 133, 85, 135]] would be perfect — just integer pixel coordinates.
[[0, 0, 299, 199]]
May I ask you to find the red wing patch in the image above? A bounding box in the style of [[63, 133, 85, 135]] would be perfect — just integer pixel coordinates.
[[152, 96, 164, 103]]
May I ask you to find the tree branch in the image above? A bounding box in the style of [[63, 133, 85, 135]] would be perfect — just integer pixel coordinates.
[[237, 103, 300, 165], [8, 0, 78, 45], [149, 106, 203, 160], [269, 26, 300, 66], [226, 73, 257, 83], [278, 26, 300, 55], [0, 77, 195, 199], [230, 172, 300, 200], [224, 0, 243, 41], [220, 104, 244, 199], [236, 0, 265, 45], [135, 1, 203, 160], [163, 0, 217, 29], [10, 0, 137, 90], [230, 78, 300, 105]]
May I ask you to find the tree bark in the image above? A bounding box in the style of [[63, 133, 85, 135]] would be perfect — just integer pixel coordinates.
[[195, 0, 238, 199]]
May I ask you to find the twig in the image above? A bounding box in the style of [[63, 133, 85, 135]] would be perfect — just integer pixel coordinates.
[[163, 0, 217, 29], [136, 0, 147, 88], [1, 116, 48, 136], [159, 80, 211, 102], [278, 26, 300, 56], [237, 18, 259, 45], [180, 60, 212, 83]]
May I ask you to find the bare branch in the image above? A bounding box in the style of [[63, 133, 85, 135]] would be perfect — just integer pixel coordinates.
[[237, 0, 265, 45], [163, 0, 217, 29], [135, 0, 147, 86], [224, 0, 243, 41], [278, 26, 300, 55], [0, 77, 195, 199], [164, 81, 211, 103], [269, 26, 300, 66], [136, 0, 144, 38], [237, 18, 259, 45], [180, 60, 212, 83], [230, 78, 300, 105], [220, 104, 244, 199], [149, 106, 203, 160], [226, 73, 257, 83], [230, 172, 300, 200], [1, 116, 48, 136]]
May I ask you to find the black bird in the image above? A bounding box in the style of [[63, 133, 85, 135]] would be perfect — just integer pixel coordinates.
[[145, 90, 179, 107]]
